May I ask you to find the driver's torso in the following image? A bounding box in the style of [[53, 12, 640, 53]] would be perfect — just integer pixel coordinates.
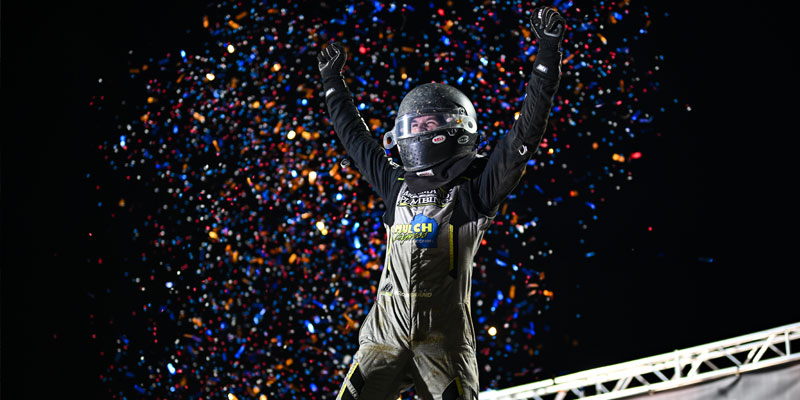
[[358, 181, 492, 353]]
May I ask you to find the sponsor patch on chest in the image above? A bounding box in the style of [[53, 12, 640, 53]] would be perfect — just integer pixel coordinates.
[[391, 214, 439, 248], [397, 187, 455, 208]]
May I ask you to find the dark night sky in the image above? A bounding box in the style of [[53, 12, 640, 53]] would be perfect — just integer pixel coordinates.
[[2, 0, 796, 397]]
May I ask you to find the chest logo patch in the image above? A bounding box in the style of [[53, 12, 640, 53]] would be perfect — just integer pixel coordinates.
[[391, 214, 439, 248], [397, 187, 455, 208]]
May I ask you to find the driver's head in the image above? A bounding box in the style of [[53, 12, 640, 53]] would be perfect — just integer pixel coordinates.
[[383, 82, 479, 172], [410, 115, 446, 134]]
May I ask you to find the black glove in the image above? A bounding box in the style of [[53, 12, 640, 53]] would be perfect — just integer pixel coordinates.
[[317, 42, 347, 80], [530, 6, 566, 52]]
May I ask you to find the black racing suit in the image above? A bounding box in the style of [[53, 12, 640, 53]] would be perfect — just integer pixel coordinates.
[[322, 54, 561, 400]]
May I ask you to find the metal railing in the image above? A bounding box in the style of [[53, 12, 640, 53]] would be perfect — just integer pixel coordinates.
[[480, 322, 800, 400]]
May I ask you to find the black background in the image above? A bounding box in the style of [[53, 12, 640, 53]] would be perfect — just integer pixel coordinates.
[[2, 0, 796, 397]]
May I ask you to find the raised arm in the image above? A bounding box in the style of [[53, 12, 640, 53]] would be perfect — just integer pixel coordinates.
[[473, 7, 566, 216], [317, 42, 403, 201]]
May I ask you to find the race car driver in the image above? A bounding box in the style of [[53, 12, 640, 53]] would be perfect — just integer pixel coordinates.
[[317, 6, 566, 399]]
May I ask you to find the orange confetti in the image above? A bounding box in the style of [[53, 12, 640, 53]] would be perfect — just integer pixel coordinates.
[[369, 118, 382, 131], [193, 112, 206, 123], [328, 163, 339, 178], [441, 20, 454, 32], [341, 313, 357, 334], [228, 20, 241, 29], [202, 16, 209, 28], [569, 190, 579, 197], [235, 11, 248, 20], [118, 198, 126, 207], [526, 284, 540, 296]]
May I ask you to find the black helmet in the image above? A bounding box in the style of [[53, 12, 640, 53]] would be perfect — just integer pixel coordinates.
[[383, 83, 478, 172]]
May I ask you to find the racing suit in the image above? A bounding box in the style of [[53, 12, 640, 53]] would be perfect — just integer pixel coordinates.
[[322, 54, 561, 400]]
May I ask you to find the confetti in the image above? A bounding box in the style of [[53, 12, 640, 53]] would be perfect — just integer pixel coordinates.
[[88, 1, 684, 398]]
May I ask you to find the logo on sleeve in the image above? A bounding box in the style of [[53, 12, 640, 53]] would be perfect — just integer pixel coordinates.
[[391, 214, 439, 248]]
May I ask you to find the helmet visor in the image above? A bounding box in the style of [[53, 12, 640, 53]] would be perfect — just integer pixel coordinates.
[[389, 111, 478, 140]]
